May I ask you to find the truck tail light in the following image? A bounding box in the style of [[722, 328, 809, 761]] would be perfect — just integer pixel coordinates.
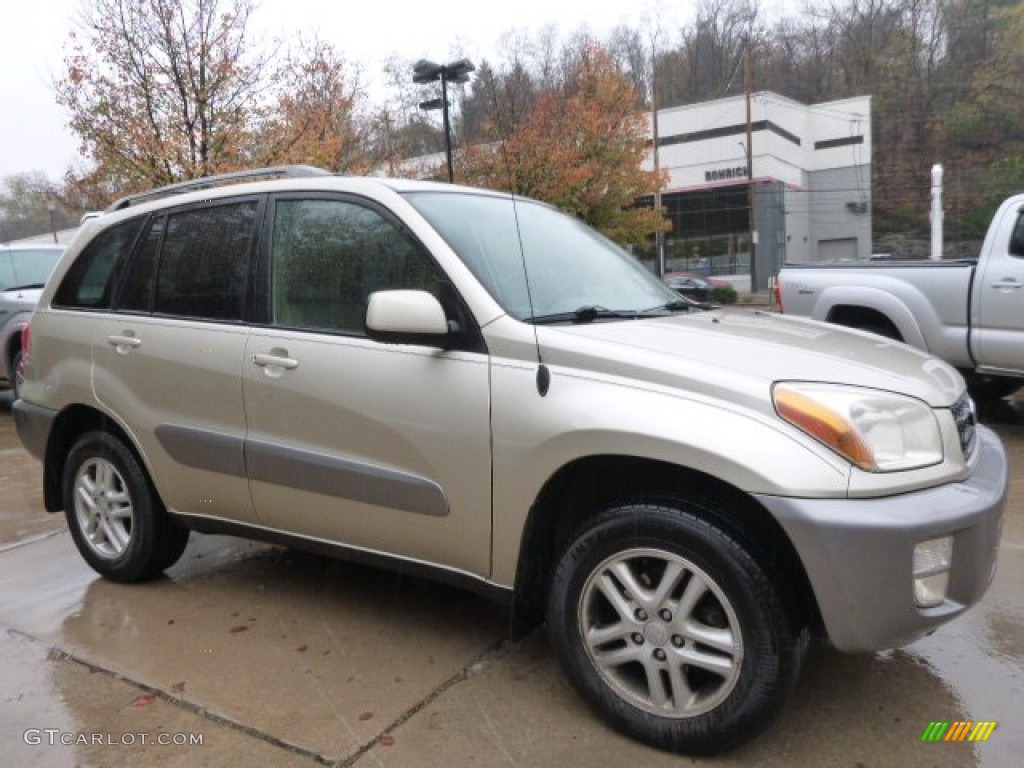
[[773, 277, 784, 313]]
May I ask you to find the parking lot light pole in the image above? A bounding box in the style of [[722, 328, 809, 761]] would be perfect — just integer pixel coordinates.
[[413, 58, 475, 183]]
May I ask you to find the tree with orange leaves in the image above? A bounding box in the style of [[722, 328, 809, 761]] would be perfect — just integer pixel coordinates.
[[55, 1, 370, 205], [460, 44, 668, 246], [255, 38, 369, 174]]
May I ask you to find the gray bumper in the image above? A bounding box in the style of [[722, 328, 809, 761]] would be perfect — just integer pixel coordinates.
[[755, 425, 1007, 653], [12, 399, 57, 462]]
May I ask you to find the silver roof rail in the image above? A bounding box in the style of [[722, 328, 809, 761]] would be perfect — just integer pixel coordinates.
[[105, 165, 332, 212]]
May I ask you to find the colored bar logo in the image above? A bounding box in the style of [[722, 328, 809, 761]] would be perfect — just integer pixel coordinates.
[[921, 721, 997, 742]]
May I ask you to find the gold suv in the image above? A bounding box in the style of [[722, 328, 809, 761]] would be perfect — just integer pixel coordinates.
[[14, 167, 1007, 754]]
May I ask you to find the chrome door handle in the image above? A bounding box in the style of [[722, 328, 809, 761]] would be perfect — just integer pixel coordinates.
[[252, 353, 298, 370]]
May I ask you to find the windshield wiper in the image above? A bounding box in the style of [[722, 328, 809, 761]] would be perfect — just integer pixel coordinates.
[[529, 305, 641, 324], [640, 298, 712, 314], [2, 282, 45, 292]]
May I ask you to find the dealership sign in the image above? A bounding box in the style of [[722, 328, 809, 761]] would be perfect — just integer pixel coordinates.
[[705, 166, 748, 183]]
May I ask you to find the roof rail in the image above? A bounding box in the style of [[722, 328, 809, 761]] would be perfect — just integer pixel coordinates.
[[105, 165, 331, 212]]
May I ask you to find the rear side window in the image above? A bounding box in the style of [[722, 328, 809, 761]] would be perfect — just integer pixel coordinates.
[[153, 202, 258, 321], [53, 220, 144, 309]]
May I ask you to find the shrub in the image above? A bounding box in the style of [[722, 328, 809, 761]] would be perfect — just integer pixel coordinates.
[[710, 284, 738, 304]]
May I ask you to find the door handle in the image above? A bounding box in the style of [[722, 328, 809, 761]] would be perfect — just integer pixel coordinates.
[[107, 334, 142, 353], [991, 279, 1022, 290], [252, 352, 299, 370]]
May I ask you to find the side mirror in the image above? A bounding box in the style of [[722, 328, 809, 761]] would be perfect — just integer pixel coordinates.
[[365, 290, 450, 347]]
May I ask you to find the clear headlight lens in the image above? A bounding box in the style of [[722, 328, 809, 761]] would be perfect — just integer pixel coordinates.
[[773, 383, 943, 472]]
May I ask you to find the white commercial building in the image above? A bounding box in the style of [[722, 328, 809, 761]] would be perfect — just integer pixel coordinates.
[[648, 91, 873, 290]]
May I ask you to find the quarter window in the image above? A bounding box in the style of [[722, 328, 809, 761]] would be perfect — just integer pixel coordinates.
[[271, 198, 439, 334], [153, 202, 257, 321], [53, 220, 144, 309]]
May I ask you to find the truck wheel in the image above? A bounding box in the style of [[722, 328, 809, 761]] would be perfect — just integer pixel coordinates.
[[11, 349, 24, 401], [961, 372, 1020, 401], [64, 431, 189, 582], [546, 504, 800, 755]]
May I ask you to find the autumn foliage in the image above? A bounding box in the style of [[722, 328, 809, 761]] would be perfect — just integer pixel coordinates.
[[459, 46, 668, 245], [55, 0, 368, 204]]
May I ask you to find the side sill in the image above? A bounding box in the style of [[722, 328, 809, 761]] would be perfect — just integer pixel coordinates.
[[174, 511, 514, 607]]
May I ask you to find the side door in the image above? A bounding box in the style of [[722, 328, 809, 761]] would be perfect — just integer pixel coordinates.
[[242, 194, 492, 576], [974, 206, 1024, 374], [93, 198, 263, 524]]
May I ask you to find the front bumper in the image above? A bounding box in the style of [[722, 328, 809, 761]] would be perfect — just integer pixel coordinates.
[[755, 425, 1007, 652]]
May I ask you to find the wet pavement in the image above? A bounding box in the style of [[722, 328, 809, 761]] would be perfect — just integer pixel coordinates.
[[1, 386, 1021, 767]]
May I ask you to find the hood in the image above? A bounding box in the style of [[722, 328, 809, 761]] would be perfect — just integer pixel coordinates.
[[538, 310, 964, 411], [0, 287, 44, 309]]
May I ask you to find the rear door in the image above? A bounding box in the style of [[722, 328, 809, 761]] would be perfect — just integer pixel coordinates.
[[93, 198, 263, 524], [242, 193, 492, 576], [974, 206, 1024, 374]]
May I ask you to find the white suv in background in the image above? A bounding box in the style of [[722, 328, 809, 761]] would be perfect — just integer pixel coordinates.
[[14, 167, 1007, 755]]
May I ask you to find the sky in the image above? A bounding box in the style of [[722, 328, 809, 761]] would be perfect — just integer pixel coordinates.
[[0, 0, 796, 183]]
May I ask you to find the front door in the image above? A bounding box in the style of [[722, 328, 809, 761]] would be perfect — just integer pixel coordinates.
[[242, 195, 492, 576], [975, 206, 1024, 374]]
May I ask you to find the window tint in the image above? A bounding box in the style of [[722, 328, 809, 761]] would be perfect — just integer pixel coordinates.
[[271, 199, 439, 334], [117, 216, 164, 312], [1009, 213, 1024, 258], [53, 220, 143, 308], [154, 202, 257, 321]]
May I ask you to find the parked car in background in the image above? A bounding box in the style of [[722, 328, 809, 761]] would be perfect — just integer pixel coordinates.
[[776, 193, 1024, 399], [0, 244, 65, 400], [664, 273, 712, 302], [13, 167, 1007, 756]]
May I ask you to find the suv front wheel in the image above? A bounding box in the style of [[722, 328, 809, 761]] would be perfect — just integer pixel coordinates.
[[64, 431, 190, 582], [546, 503, 801, 755]]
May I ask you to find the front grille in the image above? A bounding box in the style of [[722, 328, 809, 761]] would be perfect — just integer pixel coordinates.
[[951, 392, 977, 460]]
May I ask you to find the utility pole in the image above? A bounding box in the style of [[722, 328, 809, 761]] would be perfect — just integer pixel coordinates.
[[652, 51, 665, 277], [744, 38, 758, 292]]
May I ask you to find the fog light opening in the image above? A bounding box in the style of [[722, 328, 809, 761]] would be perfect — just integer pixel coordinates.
[[913, 536, 953, 608]]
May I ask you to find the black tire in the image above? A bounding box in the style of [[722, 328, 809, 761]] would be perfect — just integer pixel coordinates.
[[63, 431, 189, 582], [10, 349, 23, 401], [546, 503, 801, 755], [960, 371, 1021, 401]]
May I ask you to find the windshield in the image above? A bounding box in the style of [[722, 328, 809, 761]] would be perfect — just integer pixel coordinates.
[[0, 247, 64, 291], [404, 191, 679, 321]]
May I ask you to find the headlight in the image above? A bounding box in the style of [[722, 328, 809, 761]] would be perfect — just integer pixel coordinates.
[[773, 383, 943, 472]]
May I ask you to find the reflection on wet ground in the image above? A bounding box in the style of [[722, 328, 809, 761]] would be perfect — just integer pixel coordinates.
[[1, 388, 1022, 766]]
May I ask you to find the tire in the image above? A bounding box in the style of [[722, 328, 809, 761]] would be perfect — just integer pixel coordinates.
[[960, 371, 1021, 401], [63, 431, 189, 582], [10, 349, 23, 401], [546, 503, 801, 755]]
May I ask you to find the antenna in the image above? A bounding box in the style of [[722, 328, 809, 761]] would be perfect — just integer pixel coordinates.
[[483, 73, 550, 396]]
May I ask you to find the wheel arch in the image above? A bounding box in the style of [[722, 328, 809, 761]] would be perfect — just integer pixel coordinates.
[[43, 404, 144, 513], [510, 454, 821, 639]]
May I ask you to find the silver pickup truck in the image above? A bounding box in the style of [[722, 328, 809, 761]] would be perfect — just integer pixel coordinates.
[[777, 194, 1024, 398]]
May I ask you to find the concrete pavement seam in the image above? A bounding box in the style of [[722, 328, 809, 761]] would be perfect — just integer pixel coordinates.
[[0, 527, 68, 554], [334, 635, 524, 768], [2, 624, 331, 765]]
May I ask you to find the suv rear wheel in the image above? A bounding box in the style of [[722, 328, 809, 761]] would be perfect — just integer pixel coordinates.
[[546, 503, 801, 755], [64, 431, 189, 582]]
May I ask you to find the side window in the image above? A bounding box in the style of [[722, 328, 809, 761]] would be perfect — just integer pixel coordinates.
[[53, 219, 144, 309], [0, 253, 13, 291], [117, 216, 164, 312], [271, 198, 439, 334], [1009, 213, 1024, 258], [154, 202, 257, 321]]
